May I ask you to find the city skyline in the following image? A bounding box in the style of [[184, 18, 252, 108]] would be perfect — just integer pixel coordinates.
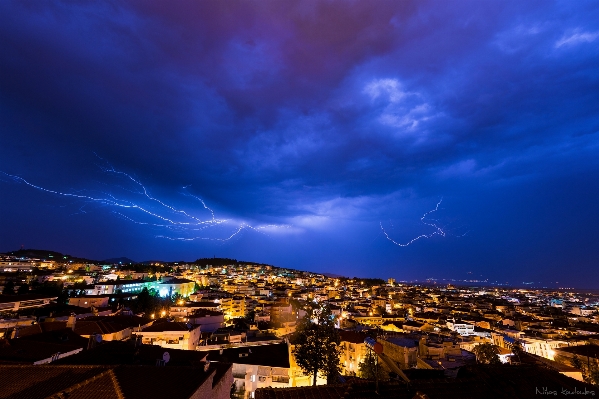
[[1, 1, 599, 288]]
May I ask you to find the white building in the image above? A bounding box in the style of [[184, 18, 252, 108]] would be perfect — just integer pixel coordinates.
[[92, 280, 147, 295], [520, 337, 576, 361], [447, 319, 475, 336], [199, 342, 291, 399], [137, 320, 201, 351]]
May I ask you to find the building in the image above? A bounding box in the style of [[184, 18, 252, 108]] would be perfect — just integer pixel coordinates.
[[170, 302, 222, 319], [447, 319, 475, 336], [92, 280, 148, 295], [220, 296, 248, 320], [199, 342, 292, 398], [136, 320, 201, 350], [186, 309, 226, 333], [68, 295, 110, 308], [156, 278, 196, 297], [338, 330, 368, 376], [520, 337, 574, 361], [380, 336, 419, 369], [0, 294, 58, 313]]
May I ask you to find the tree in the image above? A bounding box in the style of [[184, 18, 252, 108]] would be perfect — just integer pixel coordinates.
[[134, 287, 161, 315], [292, 304, 341, 385], [358, 350, 386, 380], [511, 340, 523, 364], [572, 354, 584, 369], [2, 281, 15, 295], [245, 309, 256, 323], [171, 292, 184, 303], [473, 343, 501, 364], [17, 283, 30, 295], [572, 355, 599, 386]]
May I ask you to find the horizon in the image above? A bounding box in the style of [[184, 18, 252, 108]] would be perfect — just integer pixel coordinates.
[[1, 1, 599, 289], [3, 246, 599, 292]]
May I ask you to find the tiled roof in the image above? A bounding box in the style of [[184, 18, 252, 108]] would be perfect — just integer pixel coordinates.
[[113, 365, 210, 399], [0, 329, 87, 364], [0, 365, 104, 398], [0, 363, 232, 399], [64, 371, 123, 399]]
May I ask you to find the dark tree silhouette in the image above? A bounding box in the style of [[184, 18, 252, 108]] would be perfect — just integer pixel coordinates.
[[473, 343, 501, 364], [2, 281, 15, 295], [17, 283, 30, 295]]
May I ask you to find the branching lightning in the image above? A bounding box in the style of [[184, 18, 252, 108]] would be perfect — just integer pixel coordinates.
[[2, 162, 289, 243], [380, 198, 465, 247]]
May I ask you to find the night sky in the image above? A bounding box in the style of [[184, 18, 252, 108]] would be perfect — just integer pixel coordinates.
[[1, 1, 599, 288]]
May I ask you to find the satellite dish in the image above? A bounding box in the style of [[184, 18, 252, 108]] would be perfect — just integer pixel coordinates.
[[163, 352, 170, 364], [95, 334, 103, 343]]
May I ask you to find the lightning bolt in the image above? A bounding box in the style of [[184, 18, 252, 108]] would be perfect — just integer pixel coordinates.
[[380, 198, 455, 247], [2, 162, 289, 243]]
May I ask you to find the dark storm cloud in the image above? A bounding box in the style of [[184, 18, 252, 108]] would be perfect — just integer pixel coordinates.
[[1, 0, 599, 287]]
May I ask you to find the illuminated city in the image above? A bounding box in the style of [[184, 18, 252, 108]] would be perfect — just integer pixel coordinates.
[[1, 1, 599, 398]]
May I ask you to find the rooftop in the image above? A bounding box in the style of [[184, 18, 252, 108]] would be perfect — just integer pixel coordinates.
[[0, 363, 231, 399], [199, 342, 290, 368], [55, 340, 209, 366]]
